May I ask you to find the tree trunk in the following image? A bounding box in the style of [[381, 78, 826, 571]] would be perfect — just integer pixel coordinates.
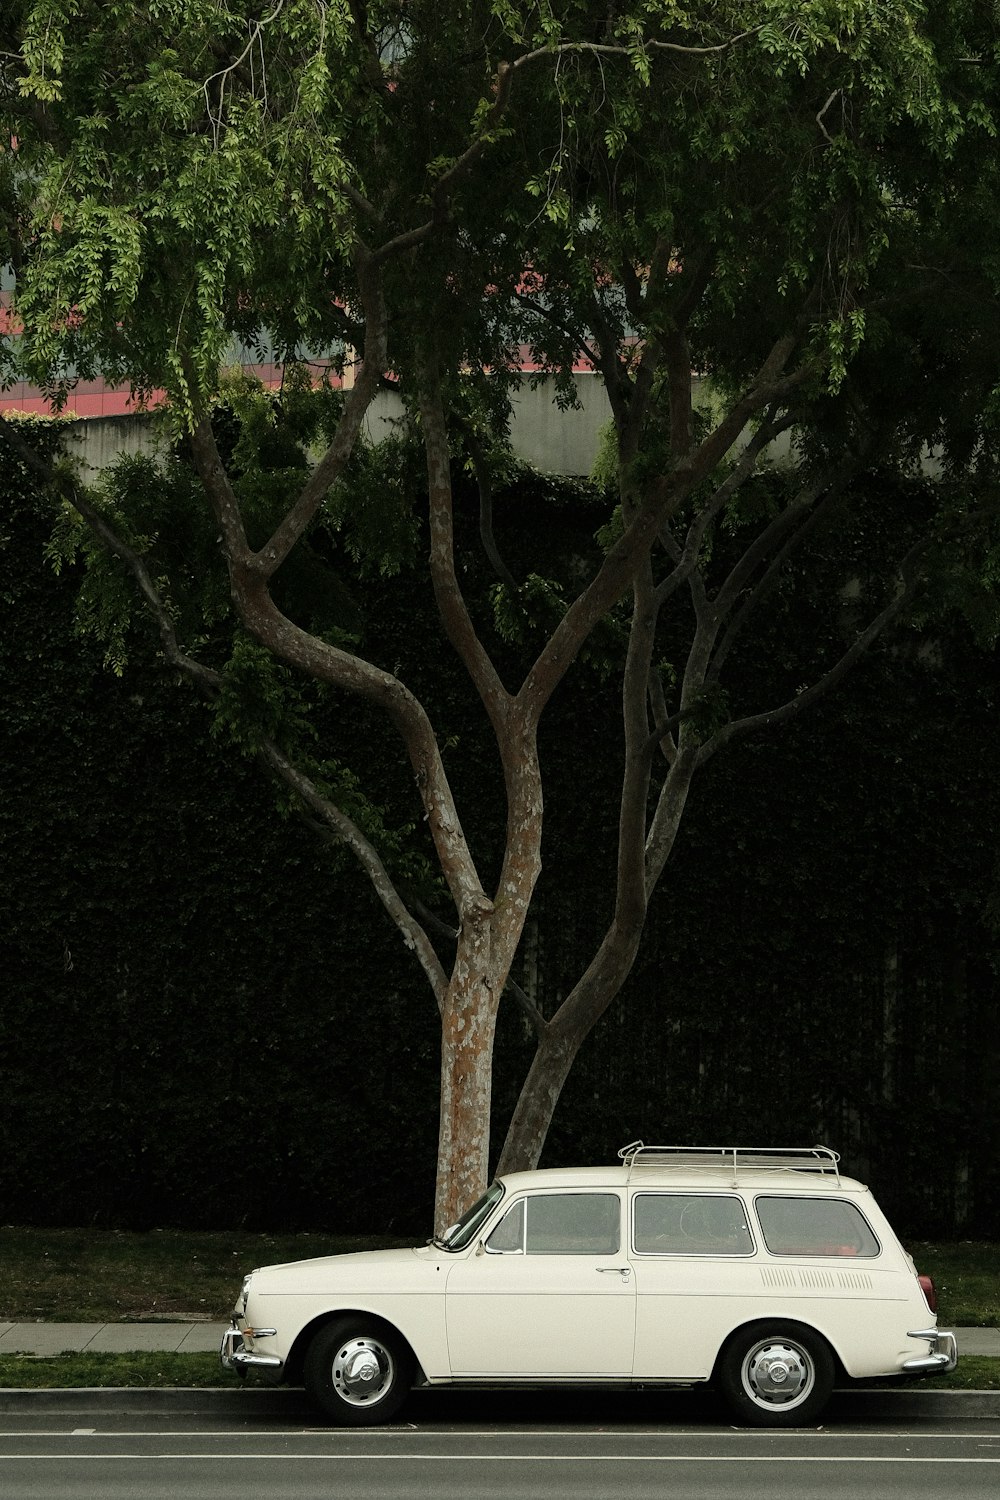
[[496, 921, 647, 1177], [497, 755, 700, 1179], [432, 900, 506, 1233], [494, 1023, 581, 1177]]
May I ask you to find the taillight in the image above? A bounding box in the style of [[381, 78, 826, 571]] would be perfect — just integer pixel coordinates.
[[918, 1273, 938, 1313]]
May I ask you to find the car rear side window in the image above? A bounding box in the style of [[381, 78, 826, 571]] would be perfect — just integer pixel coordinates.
[[486, 1193, 621, 1254], [632, 1193, 754, 1255], [755, 1196, 881, 1257]]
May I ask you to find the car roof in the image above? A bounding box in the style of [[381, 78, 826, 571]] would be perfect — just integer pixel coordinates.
[[496, 1164, 869, 1195]]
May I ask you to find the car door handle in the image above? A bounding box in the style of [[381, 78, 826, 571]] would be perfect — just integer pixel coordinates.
[[596, 1266, 632, 1279]]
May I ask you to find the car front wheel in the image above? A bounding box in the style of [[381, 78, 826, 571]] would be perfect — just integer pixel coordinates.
[[303, 1318, 413, 1425], [717, 1323, 834, 1427]]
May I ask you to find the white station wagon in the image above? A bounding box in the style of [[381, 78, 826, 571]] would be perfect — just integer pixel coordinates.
[[220, 1143, 957, 1426]]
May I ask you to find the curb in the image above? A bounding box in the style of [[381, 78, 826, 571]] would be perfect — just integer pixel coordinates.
[[830, 1387, 1000, 1419], [0, 1385, 997, 1420], [0, 1387, 314, 1419]]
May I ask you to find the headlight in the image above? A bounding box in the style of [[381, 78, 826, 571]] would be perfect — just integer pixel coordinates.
[[240, 1274, 254, 1313]]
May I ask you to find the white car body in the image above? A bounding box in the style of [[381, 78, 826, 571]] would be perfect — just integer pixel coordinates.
[[221, 1145, 956, 1426]]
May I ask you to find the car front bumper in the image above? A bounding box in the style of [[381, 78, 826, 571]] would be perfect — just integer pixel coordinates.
[[901, 1328, 958, 1375], [220, 1319, 284, 1376]]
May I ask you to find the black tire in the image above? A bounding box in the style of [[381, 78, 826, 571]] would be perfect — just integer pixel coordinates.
[[303, 1318, 414, 1425], [716, 1322, 835, 1427]]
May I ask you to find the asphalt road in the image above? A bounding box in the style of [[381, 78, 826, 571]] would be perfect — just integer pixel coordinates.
[[3, 1389, 1000, 1500]]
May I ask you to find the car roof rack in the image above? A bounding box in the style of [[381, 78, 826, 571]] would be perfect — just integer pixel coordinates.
[[617, 1142, 841, 1187]]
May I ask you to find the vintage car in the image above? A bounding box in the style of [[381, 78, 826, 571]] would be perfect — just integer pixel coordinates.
[[220, 1143, 956, 1426]]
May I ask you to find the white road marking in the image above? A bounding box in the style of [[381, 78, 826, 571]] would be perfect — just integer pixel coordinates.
[[2, 1428, 999, 1439], [2, 1453, 1000, 1464]]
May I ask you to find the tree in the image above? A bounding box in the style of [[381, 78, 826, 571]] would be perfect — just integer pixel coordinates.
[[2, 2, 999, 1231]]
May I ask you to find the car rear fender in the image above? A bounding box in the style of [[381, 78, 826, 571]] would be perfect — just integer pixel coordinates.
[[711, 1317, 846, 1385]]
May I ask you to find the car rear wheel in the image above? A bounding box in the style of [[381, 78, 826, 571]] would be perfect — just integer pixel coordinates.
[[303, 1318, 413, 1425], [717, 1322, 834, 1427]]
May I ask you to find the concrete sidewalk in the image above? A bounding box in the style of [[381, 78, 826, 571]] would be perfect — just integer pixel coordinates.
[[1, 1322, 998, 1357], [0, 1322, 228, 1356], [953, 1327, 1000, 1356]]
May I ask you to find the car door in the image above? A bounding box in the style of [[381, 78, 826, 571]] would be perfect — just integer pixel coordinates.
[[628, 1190, 759, 1379], [445, 1189, 635, 1377]]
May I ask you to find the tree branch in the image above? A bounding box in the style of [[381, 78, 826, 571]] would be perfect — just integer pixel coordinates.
[[0, 413, 221, 695], [644, 748, 699, 894], [652, 407, 797, 613], [615, 556, 659, 926], [513, 293, 602, 373], [619, 237, 673, 466], [509, 28, 765, 72], [461, 422, 519, 591], [251, 256, 387, 580], [418, 365, 511, 728], [695, 535, 937, 766], [502, 975, 548, 1042], [264, 745, 449, 1006], [583, 290, 635, 438], [358, 53, 521, 264], [514, 334, 816, 728], [647, 660, 678, 764], [708, 475, 853, 684], [713, 456, 855, 621], [345, 0, 390, 98]]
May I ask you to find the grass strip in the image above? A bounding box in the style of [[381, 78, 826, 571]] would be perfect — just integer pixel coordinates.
[[931, 1357, 1000, 1390], [0, 1352, 236, 1389], [0, 1226, 412, 1322], [908, 1241, 1000, 1327]]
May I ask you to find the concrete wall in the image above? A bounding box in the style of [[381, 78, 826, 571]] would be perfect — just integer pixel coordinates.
[[60, 376, 614, 480], [508, 375, 613, 474], [357, 374, 614, 476], [59, 374, 790, 480], [61, 411, 167, 479]]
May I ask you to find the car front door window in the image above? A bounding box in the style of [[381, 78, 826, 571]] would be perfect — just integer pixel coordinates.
[[487, 1193, 621, 1255]]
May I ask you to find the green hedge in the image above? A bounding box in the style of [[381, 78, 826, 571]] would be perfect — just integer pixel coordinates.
[[2, 422, 999, 1235], [1, 440, 439, 1232]]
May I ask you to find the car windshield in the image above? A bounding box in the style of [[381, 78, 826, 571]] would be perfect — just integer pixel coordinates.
[[437, 1181, 506, 1251]]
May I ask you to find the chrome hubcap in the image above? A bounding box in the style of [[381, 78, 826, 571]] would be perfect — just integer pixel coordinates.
[[332, 1336, 394, 1406], [742, 1340, 813, 1408]]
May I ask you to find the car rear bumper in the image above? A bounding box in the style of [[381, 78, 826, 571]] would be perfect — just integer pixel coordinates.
[[902, 1328, 958, 1374]]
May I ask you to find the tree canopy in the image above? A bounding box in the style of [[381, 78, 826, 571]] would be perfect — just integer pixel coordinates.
[[3, 1, 1000, 1229]]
